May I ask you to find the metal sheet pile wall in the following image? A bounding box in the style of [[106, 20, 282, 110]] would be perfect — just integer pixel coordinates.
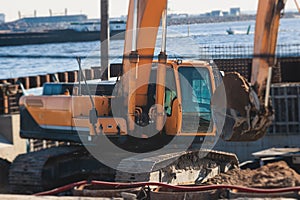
[[269, 83, 300, 135]]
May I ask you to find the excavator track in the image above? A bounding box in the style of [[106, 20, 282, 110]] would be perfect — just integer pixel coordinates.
[[115, 149, 238, 184], [9, 146, 84, 194], [9, 144, 239, 194], [0, 158, 10, 193]]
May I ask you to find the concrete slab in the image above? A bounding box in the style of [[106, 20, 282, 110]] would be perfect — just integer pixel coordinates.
[[0, 114, 26, 161]]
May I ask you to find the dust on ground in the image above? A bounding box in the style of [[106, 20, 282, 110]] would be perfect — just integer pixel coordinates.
[[206, 161, 300, 188]]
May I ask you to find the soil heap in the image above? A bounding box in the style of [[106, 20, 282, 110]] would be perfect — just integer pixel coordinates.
[[206, 161, 300, 188]]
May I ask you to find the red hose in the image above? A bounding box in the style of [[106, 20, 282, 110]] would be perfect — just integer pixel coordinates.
[[34, 180, 87, 196], [91, 180, 300, 193], [34, 180, 300, 196]]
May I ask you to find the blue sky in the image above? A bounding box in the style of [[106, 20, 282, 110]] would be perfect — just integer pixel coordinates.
[[0, 0, 297, 22]]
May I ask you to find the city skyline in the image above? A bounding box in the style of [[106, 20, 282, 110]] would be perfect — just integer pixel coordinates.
[[0, 0, 298, 22]]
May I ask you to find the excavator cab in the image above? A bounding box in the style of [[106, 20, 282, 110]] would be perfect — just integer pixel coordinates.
[[155, 61, 216, 136], [118, 60, 218, 138]]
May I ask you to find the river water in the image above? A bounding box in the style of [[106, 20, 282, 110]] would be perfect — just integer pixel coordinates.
[[0, 18, 299, 79]]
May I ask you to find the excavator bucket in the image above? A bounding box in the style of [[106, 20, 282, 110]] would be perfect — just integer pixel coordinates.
[[211, 72, 273, 141]]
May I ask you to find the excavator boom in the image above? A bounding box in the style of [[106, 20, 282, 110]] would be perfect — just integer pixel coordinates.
[[123, 0, 167, 103], [252, 0, 286, 98], [213, 0, 286, 141], [122, 0, 167, 130]]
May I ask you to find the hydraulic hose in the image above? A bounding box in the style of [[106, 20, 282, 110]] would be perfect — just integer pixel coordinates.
[[34, 180, 300, 196]]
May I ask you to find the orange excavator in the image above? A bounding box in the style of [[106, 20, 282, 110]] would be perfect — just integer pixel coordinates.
[[8, 0, 286, 194]]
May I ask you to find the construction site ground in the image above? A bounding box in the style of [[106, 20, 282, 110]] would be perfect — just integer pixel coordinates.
[[0, 161, 300, 199]]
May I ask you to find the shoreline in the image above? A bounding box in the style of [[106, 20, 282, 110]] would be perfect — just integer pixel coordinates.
[[168, 12, 300, 26]]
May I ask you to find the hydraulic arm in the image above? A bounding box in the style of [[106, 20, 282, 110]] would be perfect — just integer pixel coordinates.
[[122, 0, 168, 130], [213, 0, 286, 141]]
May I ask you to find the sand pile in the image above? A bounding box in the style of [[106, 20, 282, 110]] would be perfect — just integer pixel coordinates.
[[206, 161, 300, 188]]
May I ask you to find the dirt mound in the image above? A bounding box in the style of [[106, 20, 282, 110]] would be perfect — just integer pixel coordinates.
[[206, 161, 300, 188]]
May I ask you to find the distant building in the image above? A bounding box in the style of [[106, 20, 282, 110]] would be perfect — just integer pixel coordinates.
[[14, 14, 87, 25], [0, 14, 5, 24], [169, 14, 188, 19], [211, 10, 223, 17], [230, 8, 240, 16], [8, 14, 88, 32]]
